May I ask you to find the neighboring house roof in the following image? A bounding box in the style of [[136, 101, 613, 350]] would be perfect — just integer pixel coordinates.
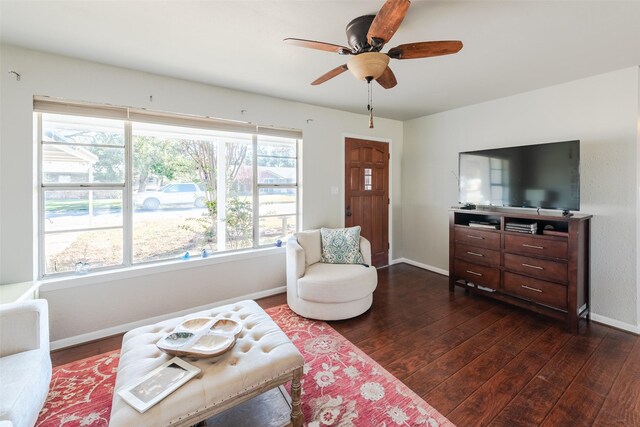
[[42, 129, 99, 176], [235, 165, 296, 182], [42, 129, 99, 164], [43, 144, 98, 164], [260, 170, 284, 180]]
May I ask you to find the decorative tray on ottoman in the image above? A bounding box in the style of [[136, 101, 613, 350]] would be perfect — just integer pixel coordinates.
[[156, 317, 242, 358]]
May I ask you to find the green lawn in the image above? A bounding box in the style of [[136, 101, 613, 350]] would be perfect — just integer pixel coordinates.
[[45, 199, 121, 212], [259, 194, 297, 203], [44, 194, 294, 212]]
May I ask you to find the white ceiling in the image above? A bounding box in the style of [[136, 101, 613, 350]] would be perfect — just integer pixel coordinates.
[[2, 1, 640, 121]]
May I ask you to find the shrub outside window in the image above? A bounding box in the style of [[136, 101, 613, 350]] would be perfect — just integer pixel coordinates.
[[36, 99, 300, 277]]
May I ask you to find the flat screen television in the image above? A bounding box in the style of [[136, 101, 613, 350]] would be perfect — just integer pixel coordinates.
[[458, 140, 580, 212]]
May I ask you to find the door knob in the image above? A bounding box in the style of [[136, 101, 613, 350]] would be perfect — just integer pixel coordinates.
[[346, 208, 352, 217]]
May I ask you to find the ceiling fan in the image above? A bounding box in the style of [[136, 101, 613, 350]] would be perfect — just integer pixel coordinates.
[[283, 0, 463, 90]]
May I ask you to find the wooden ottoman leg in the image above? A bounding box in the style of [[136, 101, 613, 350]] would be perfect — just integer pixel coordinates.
[[290, 367, 303, 427]]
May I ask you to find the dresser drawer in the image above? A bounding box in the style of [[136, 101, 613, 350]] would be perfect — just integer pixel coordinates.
[[503, 272, 567, 309], [454, 227, 500, 250], [504, 253, 567, 283], [455, 243, 500, 266], [505, 234, 567, 259], [453, 259, 500, 289]]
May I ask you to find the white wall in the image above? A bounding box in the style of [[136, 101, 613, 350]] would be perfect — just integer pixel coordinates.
[[0, 45, 403, 344], [402, 67, 640, 330]]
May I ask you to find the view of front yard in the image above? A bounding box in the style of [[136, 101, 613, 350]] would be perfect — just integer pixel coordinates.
[[44, 194, 296, 273]]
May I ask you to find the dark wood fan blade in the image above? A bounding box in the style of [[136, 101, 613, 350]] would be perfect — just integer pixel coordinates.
[[284, 38, 351, 54], [367, 0, 411, 48], [311, 64, 349, 85], [376, 66, 397, 89], [387, 40, 463, 59]]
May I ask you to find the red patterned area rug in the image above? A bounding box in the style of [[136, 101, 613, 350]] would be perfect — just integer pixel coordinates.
[[36, 351, 118, 426], [37, 304, 453, 427]]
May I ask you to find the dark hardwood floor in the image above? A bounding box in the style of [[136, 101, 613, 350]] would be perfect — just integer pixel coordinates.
[[51, 263, 640, 426]]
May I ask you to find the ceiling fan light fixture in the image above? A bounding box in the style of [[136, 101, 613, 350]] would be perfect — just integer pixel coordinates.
[[347, 52, 390, 81]]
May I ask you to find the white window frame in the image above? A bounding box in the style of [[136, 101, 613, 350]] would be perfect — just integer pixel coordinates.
[[254, 134, 300, 247], [37, 112, 129, 276], [35, 97, 301, 278]]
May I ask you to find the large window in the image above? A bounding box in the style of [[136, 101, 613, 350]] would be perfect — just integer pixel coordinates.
[[36, 99, 300, 277]]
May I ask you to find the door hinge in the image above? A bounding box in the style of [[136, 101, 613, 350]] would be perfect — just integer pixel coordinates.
[[388, 197, 390, 204]]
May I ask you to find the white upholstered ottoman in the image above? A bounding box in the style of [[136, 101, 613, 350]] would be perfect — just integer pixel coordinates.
[[109, 300, 304, 426]]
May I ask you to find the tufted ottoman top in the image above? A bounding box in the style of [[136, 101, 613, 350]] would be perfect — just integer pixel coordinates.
[[109, 300, 304, 426]]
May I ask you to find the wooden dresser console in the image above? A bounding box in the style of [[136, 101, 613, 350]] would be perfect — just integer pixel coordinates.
[[449, 208, 591, 333]]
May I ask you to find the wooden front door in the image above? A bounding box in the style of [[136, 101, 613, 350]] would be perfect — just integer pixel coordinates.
[[345, 137, 389, 267]]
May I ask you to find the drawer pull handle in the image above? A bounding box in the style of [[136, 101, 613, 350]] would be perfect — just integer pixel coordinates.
[[467, 251, 483, 257], [466, 270, 483, 276], [467, 235, 484, 240], [521, 285, 543, 293], [522, 263, 543, 270], [522, 243, 544, 249]]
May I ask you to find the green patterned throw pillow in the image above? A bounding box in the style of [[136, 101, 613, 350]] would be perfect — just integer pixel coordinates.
[[320, 226, 365, 264]]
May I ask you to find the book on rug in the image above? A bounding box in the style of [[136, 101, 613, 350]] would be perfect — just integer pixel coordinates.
[[117, 356, 200, 413]]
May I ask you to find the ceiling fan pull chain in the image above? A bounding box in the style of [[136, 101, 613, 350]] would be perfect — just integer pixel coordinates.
[[368, 80, 374, 128]]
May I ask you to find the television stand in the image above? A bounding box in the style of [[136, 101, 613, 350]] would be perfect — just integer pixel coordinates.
[[449, 208, 591, 333]]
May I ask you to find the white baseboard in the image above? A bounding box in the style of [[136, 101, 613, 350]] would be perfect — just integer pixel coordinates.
[[590, 313, 640, 335], [50, 286, 286, 350], [391, 257, 449, 277]]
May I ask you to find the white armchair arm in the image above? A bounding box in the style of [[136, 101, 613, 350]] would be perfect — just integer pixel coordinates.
[[286, 237, 306, 282], [359, 236, 372, 266], [286, 236, 307, 308], [0, 299, 51, 427], [0, 299, 49, 358]]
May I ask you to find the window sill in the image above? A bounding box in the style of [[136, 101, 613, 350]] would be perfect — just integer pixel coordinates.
[[39, 246, 286, 292]]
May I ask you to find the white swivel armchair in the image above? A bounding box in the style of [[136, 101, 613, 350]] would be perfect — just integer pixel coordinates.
[[286, 229, 378, 320], [0, 299, 52, 427]]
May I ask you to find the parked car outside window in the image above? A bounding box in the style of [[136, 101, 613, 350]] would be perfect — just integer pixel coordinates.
[[135, 183, 206, 210]]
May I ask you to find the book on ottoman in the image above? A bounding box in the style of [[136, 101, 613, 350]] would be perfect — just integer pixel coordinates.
[[118, 357, 200, 413]]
